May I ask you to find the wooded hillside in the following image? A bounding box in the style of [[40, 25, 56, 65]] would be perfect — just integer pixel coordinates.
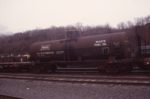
[[0, 15, 149, 55]]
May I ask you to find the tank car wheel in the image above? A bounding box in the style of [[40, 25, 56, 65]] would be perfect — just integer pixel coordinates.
[[30, 64, 45, 74], [0, 65, 3, 72], [123, 66, 133, 73], [48, 66, 57, 73], [104, 64, 120, 74]]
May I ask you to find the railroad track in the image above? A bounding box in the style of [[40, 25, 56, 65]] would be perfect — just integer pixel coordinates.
[[0, 95, 21, 99], [0, 73, 150, 86]]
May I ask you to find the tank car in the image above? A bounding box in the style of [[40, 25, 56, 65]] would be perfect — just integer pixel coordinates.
[[1, 24, 150, 73], [30, 31, 133, 73]]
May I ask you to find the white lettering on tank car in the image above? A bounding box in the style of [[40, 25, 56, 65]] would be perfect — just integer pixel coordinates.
[[40, 45, 50, 51], [94, 40, 107, 47], [36, 51, 54, 56], [56, 51, 64, 54]]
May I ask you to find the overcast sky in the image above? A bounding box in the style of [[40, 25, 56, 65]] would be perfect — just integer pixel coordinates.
[[0, 0, 150, 34]]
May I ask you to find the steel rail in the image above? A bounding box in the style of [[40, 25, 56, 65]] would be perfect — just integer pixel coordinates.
[[0, 73, 150, 86]]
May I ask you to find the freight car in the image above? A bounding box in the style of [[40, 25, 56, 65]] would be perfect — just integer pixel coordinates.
[[0, 24, 150, 73], [133, 23, 150, 69], [0, 55, 29, 62], [29, 24, 150, 73], [28, 32, 138, 73]]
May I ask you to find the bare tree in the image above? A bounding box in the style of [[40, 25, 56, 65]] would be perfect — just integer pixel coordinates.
[[117, 22, 127, 30]]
